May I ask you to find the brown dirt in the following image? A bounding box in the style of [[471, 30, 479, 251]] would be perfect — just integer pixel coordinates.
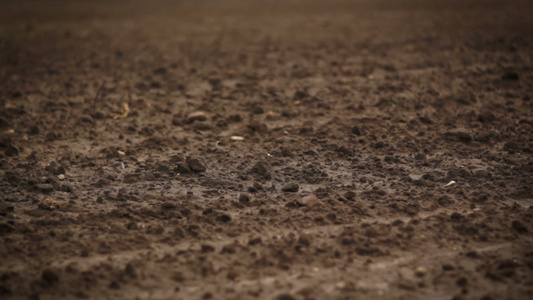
[[1, 1, 532, 299]]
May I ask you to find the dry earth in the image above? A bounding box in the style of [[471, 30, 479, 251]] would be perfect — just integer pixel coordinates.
[[1, 0, 532, 299]]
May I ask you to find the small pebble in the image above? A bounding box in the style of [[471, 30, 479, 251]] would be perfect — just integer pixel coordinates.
[[186, 156, 206, 173], [282, 183, 299, 193], [186, 111, 208, 123], [415, 266, 428, 277], [299, 194, 320, 208], [36, 184, 55, 194], [38, 199, 61, 210], [238, 193, 251, 203], [57, 174, 65, 181]]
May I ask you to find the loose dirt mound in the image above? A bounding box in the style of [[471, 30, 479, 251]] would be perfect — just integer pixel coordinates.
[[1, 1, 532, 299]]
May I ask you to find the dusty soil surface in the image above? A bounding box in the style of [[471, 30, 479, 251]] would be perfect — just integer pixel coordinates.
[[1, 0, 532, 299]]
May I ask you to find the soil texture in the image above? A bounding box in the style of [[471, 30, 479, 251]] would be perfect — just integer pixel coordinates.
[[1, 0, 532, 299]]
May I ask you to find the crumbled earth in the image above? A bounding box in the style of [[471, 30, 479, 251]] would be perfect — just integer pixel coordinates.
[[1, 0, 532, 299]]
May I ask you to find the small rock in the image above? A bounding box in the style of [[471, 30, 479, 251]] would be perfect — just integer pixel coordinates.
[[298, 194, 320, 208], [238, 193, 251, 203], [248, 237, 262, 245], [38, 199, 61, 210], [251, 161, 271, 180], [4, 144, 19, 157], [176, 163, 191, 174], [266, 111, 275, 119], [351, 126, 361, 136], [186, 111, 208, 123], [36, 184, 55, 194], [201, 244, 215, 253], [456, 277, 468, 287], [227, 114, 242, 123], [281, 148, 293, 157], [186, 156, 206, 173], [415, 266, 428, 277], [161, 201, 177, 210], [215, 214, 232, 223], [79, 115, 94, 123], [124, 263, 137, 279], [57, 174, 65, 181], [282, 183, 299, 193], [344, 191, 356, 201], [247, 122, 268, 133], [446, 167, 471, 179], [444, 128, 472, 143]]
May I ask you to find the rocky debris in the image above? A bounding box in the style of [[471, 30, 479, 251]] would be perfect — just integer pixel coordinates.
[[281, 148, 293, 157], [251, 161, 272, 180], [36, 184, 55, 194], [444, 128, 473, 143], [38, 199, 61, 210], [282, 183, 299, 193], [419, 116, 434, 125], [227, 114, 242, 123], [176, 163, 192, 174], [293, 90, 308, 100], [186, 156, 206, 173], [215, 214, 231, 223], [124, 263, 137, 279], [415, 266, 428, 277], [5, 144, 19, 157], [247, 121, 268, 133], [238, 193, 251, 204], [79, 115, 94, 123], [344, 191, 356, 201], [186, 111, 208, 123], [297, 194, 320, 208], [446, 167, 471, 180], [161, 201, 177, 210]]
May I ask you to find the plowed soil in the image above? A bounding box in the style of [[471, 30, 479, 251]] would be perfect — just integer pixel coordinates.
[[1, 1, 532, 299]]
